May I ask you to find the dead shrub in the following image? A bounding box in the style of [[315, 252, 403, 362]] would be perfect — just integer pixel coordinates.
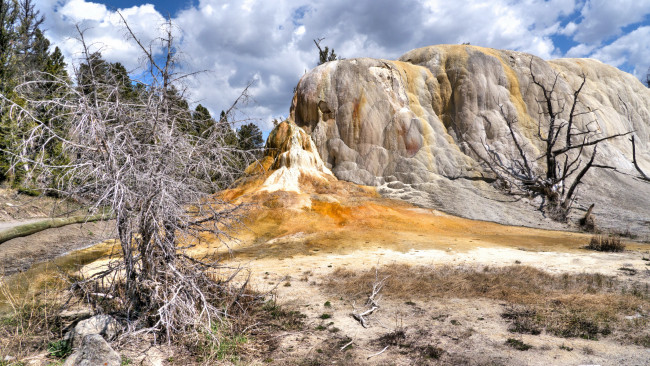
[[587, 235, 625, 252]]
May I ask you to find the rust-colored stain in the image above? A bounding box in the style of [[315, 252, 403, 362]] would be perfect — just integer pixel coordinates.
[[191, 175, 635, 263], [351, 93, 366, 144]]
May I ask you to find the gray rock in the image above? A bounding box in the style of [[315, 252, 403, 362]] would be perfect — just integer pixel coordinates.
[[69, 314, 120, 348], [289, 44, 650, 235], [63, 334, 121, 366]]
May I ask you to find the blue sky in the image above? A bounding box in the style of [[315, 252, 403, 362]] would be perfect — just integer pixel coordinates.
[[33, 0, 650, 132]]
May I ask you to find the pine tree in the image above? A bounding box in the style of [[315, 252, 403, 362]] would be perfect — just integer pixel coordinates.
[[313, 38, 337, 65], [192, 104, 213, 137], [0, 0, 68, 184], [236, 123, 263, 157]]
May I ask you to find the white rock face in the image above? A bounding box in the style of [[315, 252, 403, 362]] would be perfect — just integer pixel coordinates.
[[289, 45, 650, 233], [260, 120, 334, 194]]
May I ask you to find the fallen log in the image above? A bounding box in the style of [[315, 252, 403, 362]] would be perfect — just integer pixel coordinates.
[[0, 213, 112, 244]]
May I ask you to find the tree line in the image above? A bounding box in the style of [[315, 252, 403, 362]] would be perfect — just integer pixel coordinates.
[[0, 0, 263, 191]]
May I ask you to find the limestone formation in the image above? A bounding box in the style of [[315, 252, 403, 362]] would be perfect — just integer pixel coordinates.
[[288, 44, 650, 234], [259, 120, 334, 194]]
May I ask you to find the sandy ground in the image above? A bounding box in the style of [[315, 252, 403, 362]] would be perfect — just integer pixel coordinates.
[[203, 179, 650, 365]]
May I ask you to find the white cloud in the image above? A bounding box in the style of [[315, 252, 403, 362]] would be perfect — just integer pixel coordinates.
[[590, 26, 650, 79], [572, 0, 650, 44], [57, 0, 107, 21], [560, 21, 578, 36], [33, 0, 650, 133], [566, 43, 596, 57]]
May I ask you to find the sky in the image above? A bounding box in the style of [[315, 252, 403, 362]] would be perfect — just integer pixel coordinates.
[[33, 0, 650, 132]]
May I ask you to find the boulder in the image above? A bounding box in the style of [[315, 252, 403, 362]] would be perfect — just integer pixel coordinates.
[[63, 334, 121, 366], [69, 314, 120, 348]]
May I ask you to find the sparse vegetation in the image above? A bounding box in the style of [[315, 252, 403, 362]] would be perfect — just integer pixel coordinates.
[[505, 338, 533, 351], [587, 235, 625, 252], [559, 344, 573, 351], [325, 264, 650, 346]]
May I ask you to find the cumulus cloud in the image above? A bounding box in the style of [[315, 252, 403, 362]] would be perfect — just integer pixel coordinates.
[[32, 0, 650, 132], [572, 0, 650, 45], [590, 26, 650, 79]]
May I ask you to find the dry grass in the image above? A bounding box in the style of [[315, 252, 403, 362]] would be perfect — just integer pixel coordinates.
[[587, 235, 625, 252], [325, 264, 650, 344], [0, 272, 71, 361]]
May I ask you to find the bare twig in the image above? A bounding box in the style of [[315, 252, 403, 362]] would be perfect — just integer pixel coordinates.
[[340, 339, 354, 351], [367, 346, 389, 360], [351, 269, 388, 328]]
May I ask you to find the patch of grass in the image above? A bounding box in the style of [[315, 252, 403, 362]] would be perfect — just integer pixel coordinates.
[[0, 274, 68, 362], [405, 300, 416, 306], [261, 300, 306, 331], [559, 344, 573, 351], [323, 301, 331, 308], [502, 307, 541, 335], [505, 338, 533, 351], [324, 264, 650, 347], [338, 337, 353, 351], [633, 335, 650, 347], [47, 339, 72, 359], [319, 313, 331, 320], [586, 235, 625, 252], [419, 344, 444, 359], [377, 329, 407, 347], [618, 267, 637, 276]]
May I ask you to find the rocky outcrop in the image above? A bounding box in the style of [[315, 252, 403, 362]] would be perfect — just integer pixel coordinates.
[[259, 120, 334, 193], [289, 45, 650, 234]]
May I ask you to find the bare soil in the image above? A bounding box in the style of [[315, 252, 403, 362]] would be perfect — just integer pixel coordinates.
[[0, 220, 115, 275], [2, 179, 650, 365], [0, 188, 115, 276]]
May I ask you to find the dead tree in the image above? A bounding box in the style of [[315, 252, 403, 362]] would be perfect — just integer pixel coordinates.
[[313, 38, 337, 65], [630, 136, 650, 182], [1, 17, 255, 339], [470, 59, 630, 220]]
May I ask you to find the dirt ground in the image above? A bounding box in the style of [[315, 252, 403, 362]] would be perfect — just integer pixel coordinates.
[[0, 188, 115, 276], [187, 178, 650, 365], [0, 220, 115, 275], [0, 188, 86, 221], [3, 180, 650, 365], [235, 247, 649, 365]]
